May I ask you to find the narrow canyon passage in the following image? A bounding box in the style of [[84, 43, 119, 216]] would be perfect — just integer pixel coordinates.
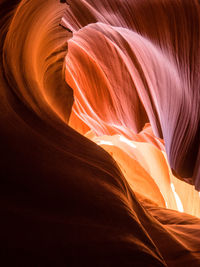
[[1, 0, 200, 266]]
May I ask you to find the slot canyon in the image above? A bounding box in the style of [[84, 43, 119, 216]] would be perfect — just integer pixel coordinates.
[[1, 0, 200, 266]]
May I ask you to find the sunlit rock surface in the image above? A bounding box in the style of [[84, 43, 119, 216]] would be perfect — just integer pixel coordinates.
[[1, 0, 200, 266]]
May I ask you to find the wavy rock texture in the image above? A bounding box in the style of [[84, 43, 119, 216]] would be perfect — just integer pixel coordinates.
[[1, 0, 200, 266]]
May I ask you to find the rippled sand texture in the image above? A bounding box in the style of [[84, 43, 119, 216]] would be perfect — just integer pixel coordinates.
[[1, 0, 200, 266]]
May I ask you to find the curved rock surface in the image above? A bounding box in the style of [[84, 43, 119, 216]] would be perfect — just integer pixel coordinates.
[[1, 0, 200, 266]]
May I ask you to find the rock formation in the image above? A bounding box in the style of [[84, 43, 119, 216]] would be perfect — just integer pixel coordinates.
[[1, 0, 200, 265]]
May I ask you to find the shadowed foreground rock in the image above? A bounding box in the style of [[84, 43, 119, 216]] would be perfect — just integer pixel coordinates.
[[0, 0, 200, 266]]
